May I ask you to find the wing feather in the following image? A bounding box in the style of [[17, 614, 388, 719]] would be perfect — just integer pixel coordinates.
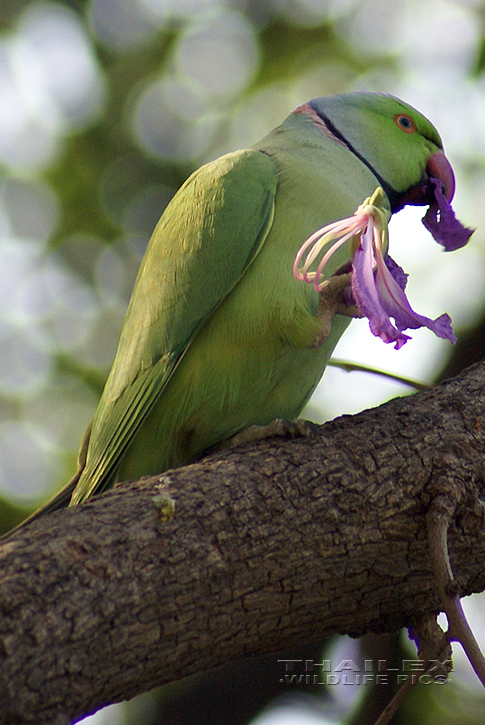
[[71, 148, 278, 503]]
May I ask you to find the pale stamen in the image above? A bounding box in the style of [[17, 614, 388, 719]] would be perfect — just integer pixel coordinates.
[[293, 188, 389, 290]]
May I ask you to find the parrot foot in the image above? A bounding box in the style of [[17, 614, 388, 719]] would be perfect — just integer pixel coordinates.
[[218, 418, 319, 453], [313, 266, 363, 347]]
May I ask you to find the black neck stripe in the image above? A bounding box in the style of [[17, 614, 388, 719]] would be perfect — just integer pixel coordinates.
[[313, 108, 401, 212]]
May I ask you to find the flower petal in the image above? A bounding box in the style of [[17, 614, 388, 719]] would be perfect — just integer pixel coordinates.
[[351, 221, 411, 349], [422, 178, 474, 251], [375, 248, 456, 344], [384, 256, 408, 291], [351, 223, 456, 349]]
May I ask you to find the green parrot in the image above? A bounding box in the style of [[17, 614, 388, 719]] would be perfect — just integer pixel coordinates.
[[13, 92, 470, 525]]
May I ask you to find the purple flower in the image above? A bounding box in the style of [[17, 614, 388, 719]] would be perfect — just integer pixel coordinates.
[[422, 177, 474, 251], [293, 186, 469, 349], [351, 219, 455, 349]]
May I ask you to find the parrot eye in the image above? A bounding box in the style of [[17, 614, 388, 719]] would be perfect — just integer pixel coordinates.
[[394, 114, 416, 133]]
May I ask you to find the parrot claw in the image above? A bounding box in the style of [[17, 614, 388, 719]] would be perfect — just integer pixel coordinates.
[[313, 269, 363, 347], [217, 418, 319, 453]]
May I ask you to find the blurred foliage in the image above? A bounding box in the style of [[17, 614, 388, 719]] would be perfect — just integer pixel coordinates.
[[403, 677, 485, 725], [0, 0, 485, 724]]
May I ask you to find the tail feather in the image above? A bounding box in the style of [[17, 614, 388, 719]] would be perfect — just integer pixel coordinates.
[[0, 469, 82, 540]]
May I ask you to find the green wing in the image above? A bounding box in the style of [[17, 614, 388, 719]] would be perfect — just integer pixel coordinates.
[[71, 148, 278, 504]]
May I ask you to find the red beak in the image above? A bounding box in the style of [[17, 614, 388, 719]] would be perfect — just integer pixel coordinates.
[[426, 150, 455, 202], [397, 149, 456, 211]]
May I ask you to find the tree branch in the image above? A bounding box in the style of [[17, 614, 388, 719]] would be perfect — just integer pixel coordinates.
[[1, 362, 485, 724]]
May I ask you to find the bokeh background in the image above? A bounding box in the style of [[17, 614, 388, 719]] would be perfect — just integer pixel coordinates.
[[1, 0, 485, 723]]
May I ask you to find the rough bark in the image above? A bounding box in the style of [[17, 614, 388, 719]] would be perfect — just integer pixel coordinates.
[[1, 362, 485, 725]]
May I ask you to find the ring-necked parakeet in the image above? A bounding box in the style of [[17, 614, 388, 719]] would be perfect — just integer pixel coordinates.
[[17, 92, 473, 523]]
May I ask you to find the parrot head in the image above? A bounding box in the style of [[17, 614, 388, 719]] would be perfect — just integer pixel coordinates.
[[302, 92, 455, 213]]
